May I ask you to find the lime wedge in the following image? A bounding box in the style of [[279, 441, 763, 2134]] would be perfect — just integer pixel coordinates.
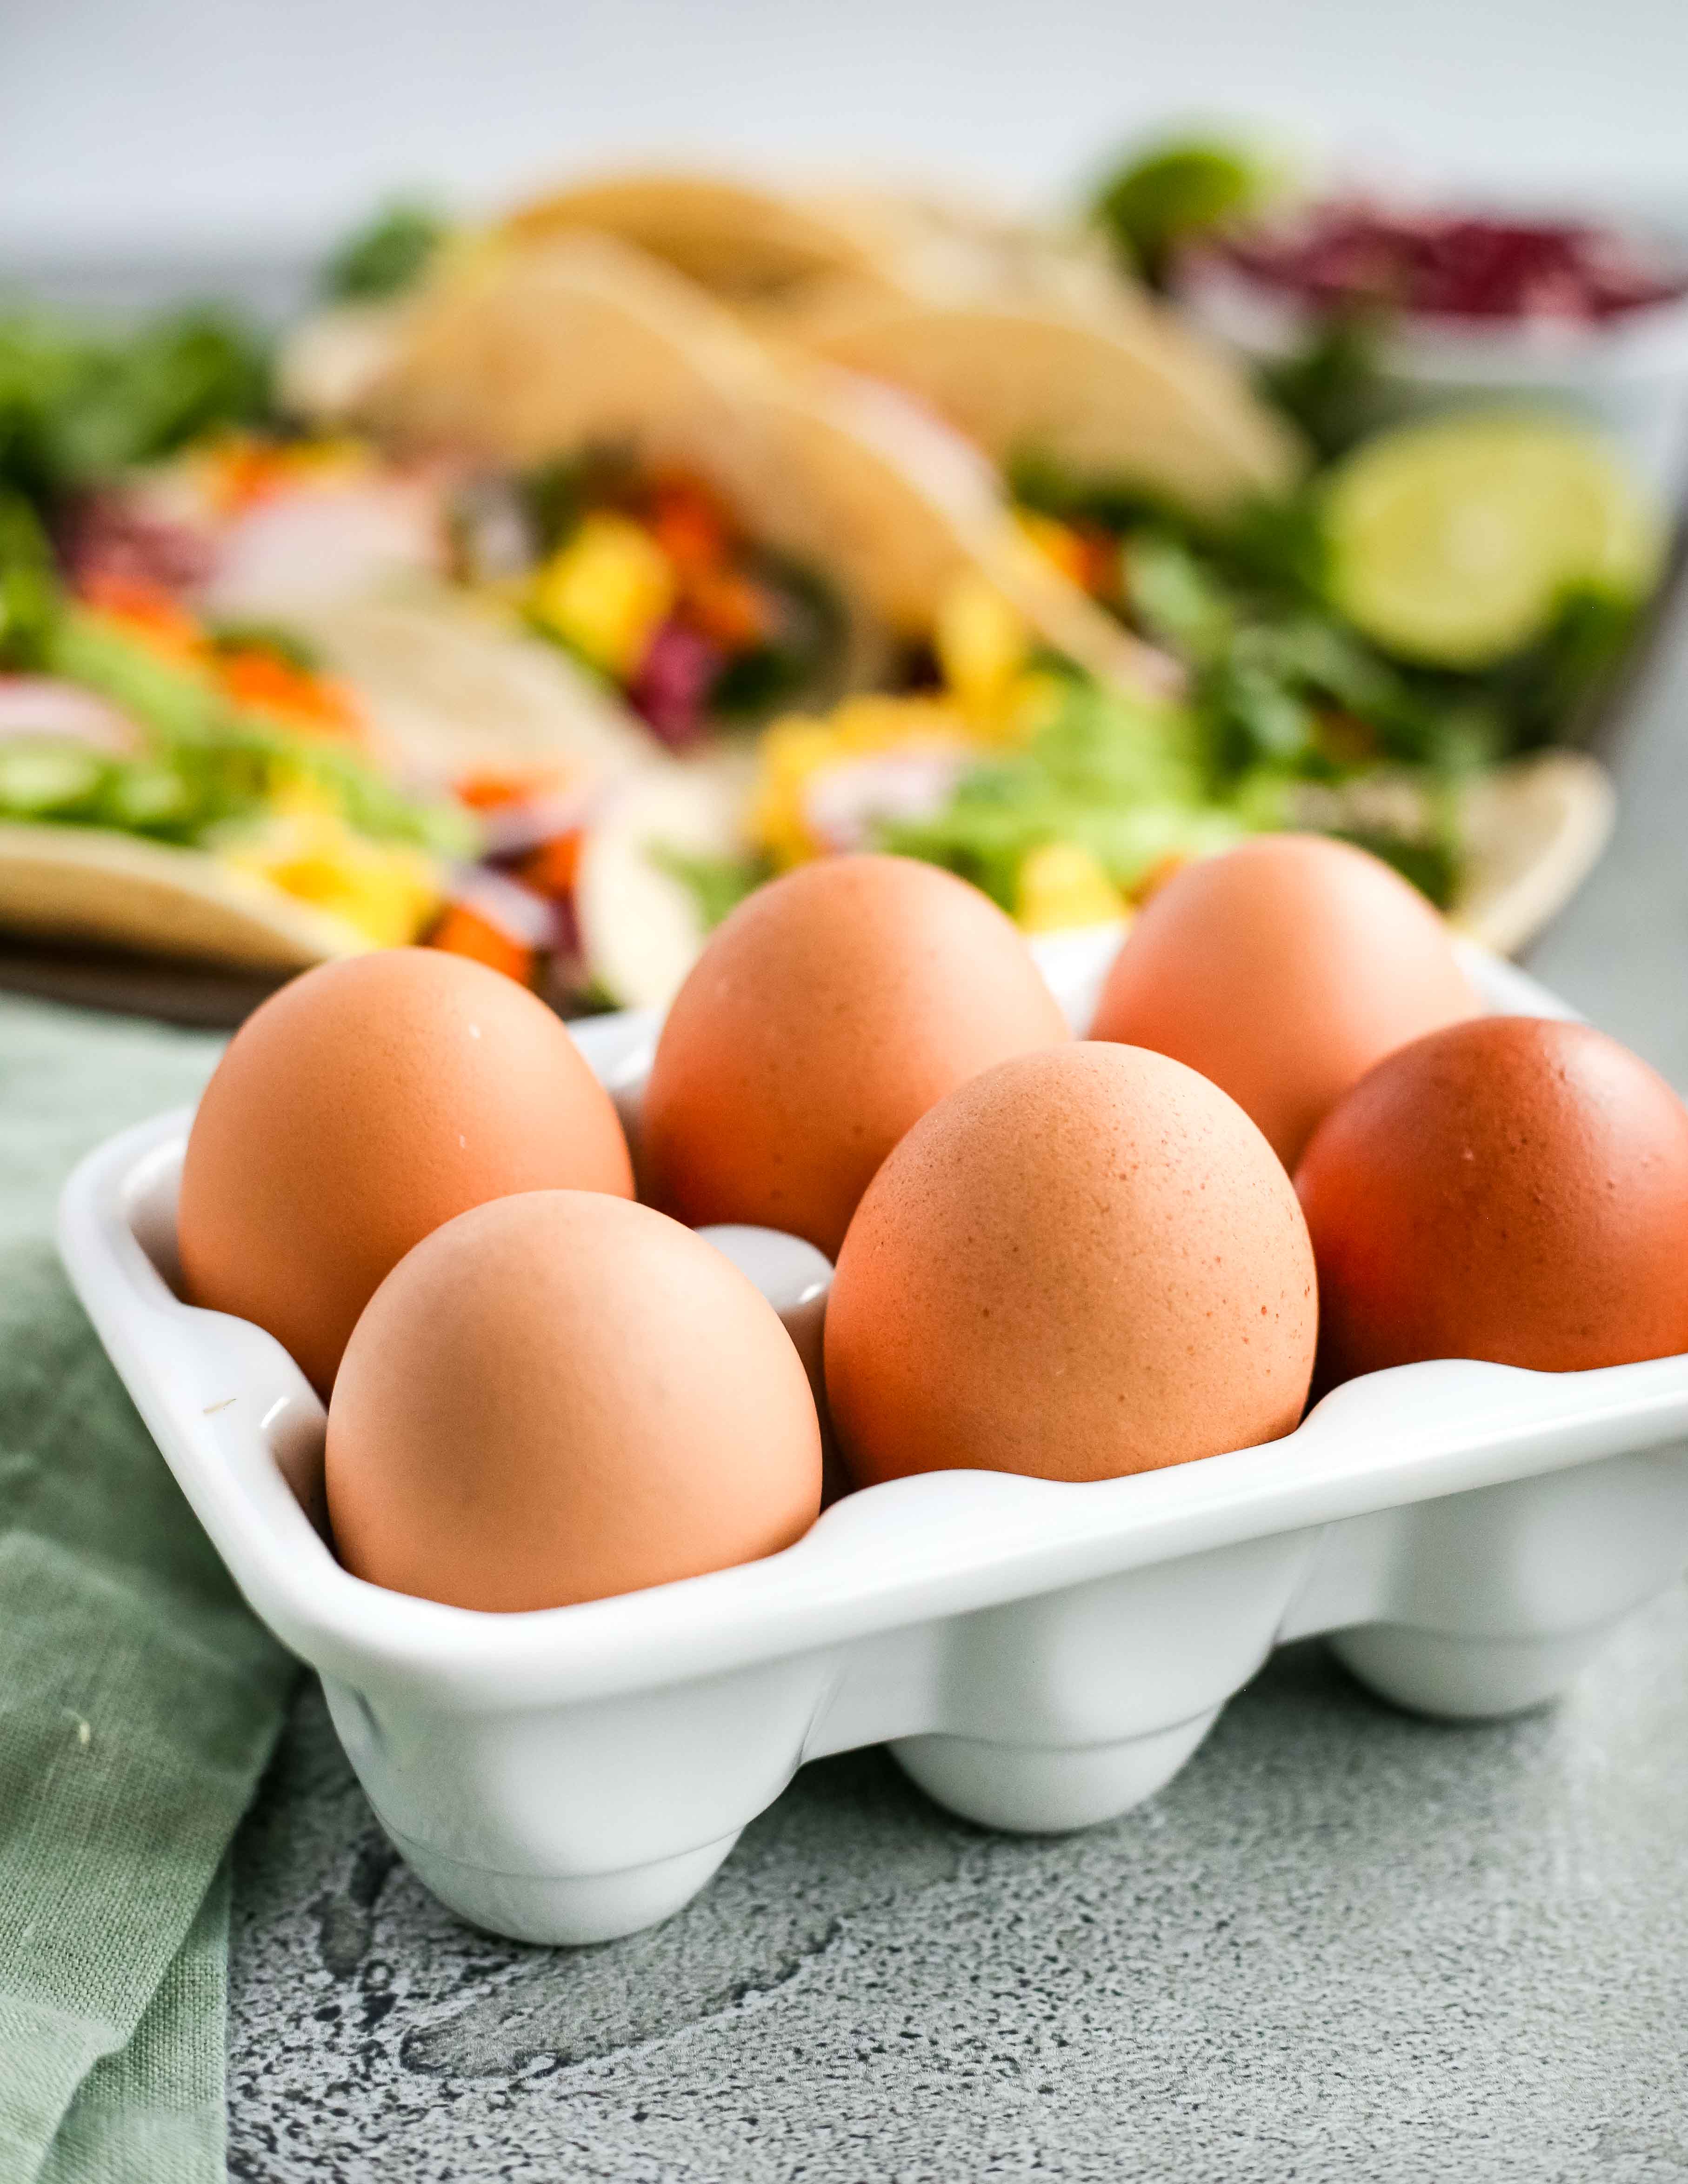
[[1323, 414, 1665, 669], [1092, 135, 1288, 283]]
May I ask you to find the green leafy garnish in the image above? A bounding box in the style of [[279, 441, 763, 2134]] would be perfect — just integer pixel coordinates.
[[1257, 314, 1388, 463], [0, 307, 270, 517], [0, 490, 60, 668], [518, 454, 592, 557], [881, 679, 1239, 910], [320, 203, 447, 303]]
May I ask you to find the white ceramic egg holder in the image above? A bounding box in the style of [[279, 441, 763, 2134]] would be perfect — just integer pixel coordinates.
[[58, 929, 1688, 1944]]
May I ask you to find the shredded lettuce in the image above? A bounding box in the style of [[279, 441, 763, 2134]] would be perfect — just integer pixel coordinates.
[[0, 606, 474, 858], [0, 492, 59, 669], [879, 679, 1246, 910]]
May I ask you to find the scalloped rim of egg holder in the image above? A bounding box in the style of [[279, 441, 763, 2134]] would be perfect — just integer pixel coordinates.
[[57, 927, 1688, 1946]]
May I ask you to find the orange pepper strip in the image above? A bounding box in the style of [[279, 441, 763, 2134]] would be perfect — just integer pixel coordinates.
[[214, 650, 364, 739], [207, 435, 297, 515], [516, 832, 583, 899], [647, 475, 734, 575], [427, 905, 536, 985], [684, 568, 770, 652], [453, 770, 555, 812], [1072, 526, 1122, 601], [77, 579, 207, 664]]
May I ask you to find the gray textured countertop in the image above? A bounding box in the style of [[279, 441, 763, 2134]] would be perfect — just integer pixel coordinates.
[[227, 615, 1688, 2184]]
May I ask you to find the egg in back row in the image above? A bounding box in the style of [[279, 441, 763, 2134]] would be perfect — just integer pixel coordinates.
[[176, 842, 1688, 1614]]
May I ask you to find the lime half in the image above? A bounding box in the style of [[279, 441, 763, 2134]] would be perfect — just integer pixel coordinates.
[[1323, 413, 1665, 669], [1092, 134, 1288, 283]]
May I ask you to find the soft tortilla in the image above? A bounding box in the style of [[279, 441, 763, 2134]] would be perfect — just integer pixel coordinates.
[[492, 169, 1302, 510], [806, 297, 1302, 514], [0, 823, 374, 972], [503, 174, 893, 305], [499, 171, 1128, 326], [1452, 747, 1615, 958], [280, 584, 654, 793], [574, 749, 755, 1011]]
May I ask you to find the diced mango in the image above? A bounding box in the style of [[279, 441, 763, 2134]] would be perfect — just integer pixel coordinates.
[[1014, 841, 1129, 934], [219, 812, 442, 946], [934, 573, 1030, 719], [528, 513, 677, 679]]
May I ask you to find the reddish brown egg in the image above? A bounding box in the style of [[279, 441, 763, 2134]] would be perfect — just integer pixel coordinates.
[[641, 854, 1070, 1258], [178, 948, 634, 1396], [1296, 1013, 1688, 1383], [1090, 834, 1480, 1169], [326, 1191, 822, 1611], [824, 1042, 1318, 1486]]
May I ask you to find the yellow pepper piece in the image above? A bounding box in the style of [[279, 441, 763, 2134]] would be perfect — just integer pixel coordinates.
[[750, 695, 972, 869], [934, 573, 1030, 720], [529, 513, 676, 679], [220, 813, 442, 947], [1014, 841, 1129, 934]]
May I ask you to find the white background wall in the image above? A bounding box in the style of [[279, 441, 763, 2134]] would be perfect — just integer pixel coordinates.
[[5, 0, 1688, 262]]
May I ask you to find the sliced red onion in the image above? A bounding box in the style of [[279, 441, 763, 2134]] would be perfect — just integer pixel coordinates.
[[0, 678, 142, 752], [60, 492, 217, 599], [443, 864, 560, 949], [802, 747, 972, 856], [198, 479, 446, 617]]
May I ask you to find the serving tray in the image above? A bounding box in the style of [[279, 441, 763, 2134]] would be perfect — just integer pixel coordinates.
[[56, 929, 1688, 1943]]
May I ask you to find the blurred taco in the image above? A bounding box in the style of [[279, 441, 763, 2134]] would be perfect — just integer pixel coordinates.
[[0, 576, 474, 970], [494, 170, 1137, 330], [484, 169, 1303, 514], [355, 229, 1169, 703]]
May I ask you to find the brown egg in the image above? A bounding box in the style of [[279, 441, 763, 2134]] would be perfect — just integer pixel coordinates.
[[1297, 1014, 1688, 1384], [326, 1191, 822, 1610], [178, 949, 633, 1396], [1090, 834, 1480, 1170], [641, 854, 1070, 1258], [825, 1042, 1318, 1486]]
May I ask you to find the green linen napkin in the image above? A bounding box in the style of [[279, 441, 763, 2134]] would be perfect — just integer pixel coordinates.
[[0, 993, 298, 2184]]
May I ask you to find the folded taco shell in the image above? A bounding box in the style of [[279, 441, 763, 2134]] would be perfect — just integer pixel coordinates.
[[0, 822, 375, 971], [493, 169, 1302, 511], [363, 230, 1174, 692]]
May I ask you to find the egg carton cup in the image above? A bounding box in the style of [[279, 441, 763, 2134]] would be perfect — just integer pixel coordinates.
[[58, 930, 1688, 1944]]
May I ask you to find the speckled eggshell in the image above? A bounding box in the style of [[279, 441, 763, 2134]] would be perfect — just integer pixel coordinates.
[[326, 1190, 823, 1611], [641, 855, 1070, 1259], [1296, 1014, 1688, 1384], [1090, 834, 1481, 1170], [824, 1042, 1318, 1486], [178, 948, 634, 1397]]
